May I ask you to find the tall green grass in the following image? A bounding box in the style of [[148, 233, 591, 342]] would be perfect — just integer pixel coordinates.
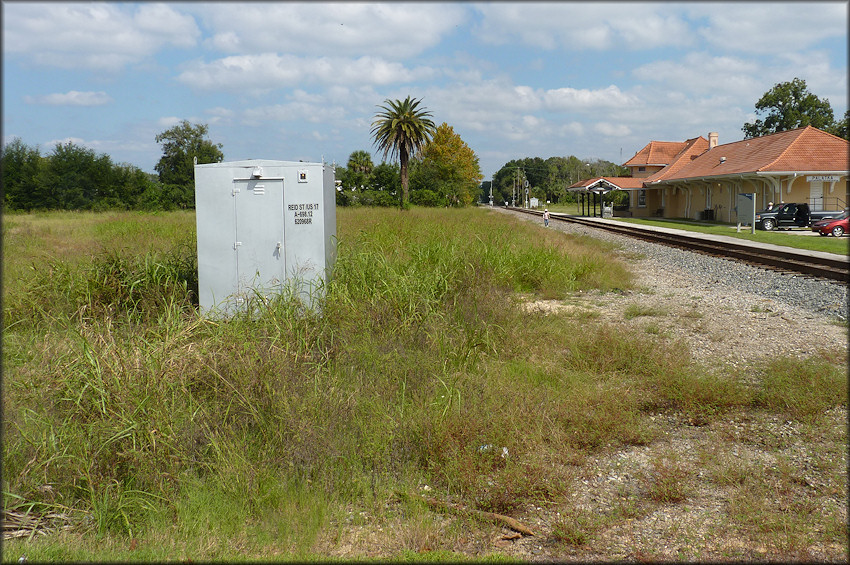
[[3, 207, 846, 561]]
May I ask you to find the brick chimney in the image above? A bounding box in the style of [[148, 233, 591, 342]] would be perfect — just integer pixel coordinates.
[[708, 132, 718, 149]]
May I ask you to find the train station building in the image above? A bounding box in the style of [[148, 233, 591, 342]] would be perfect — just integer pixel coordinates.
[[569, 126, 849, 223]]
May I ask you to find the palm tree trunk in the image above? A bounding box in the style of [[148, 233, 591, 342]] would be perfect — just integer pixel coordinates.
[[400, 151, 409, 210]]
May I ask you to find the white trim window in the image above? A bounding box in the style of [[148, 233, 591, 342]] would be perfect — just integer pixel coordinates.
[[638, 189, 646, 208]]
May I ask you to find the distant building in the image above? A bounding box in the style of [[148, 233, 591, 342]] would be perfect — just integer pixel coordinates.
[[570, 126, 849, 222]]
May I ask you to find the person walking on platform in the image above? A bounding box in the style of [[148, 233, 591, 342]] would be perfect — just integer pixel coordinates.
[[543, 208, 550, 227]]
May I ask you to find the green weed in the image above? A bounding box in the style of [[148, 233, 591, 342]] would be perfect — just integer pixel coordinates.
[[642, 453, 692, 503], [551, 510, 597, 547], [624, 303, 667, 319]]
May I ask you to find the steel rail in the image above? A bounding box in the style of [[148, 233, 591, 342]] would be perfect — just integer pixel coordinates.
[[507, 208, 849, 283]]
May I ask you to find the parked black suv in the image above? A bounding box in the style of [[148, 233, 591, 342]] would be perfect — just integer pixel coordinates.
[[754, 202, 842, 231]]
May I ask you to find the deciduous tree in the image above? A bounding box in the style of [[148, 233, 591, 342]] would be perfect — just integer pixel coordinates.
[[412, 123, 483, 206], [1, 138, 44, 210], [743, 78, 835, 139], [826, 109, 849, 140], [155, 121, 223, 207], [370, 162, 400, 196]]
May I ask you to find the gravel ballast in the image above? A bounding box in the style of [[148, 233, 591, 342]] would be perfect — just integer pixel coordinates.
[[497, 208, 847, 366]]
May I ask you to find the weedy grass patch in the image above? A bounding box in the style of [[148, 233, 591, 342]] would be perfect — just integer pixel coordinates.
[[624, 302, 667, 319], [3, 207, 846, 562], [752, 355, 847, 422]]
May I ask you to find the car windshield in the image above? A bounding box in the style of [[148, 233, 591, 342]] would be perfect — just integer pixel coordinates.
[[833, 210, 849, 220]]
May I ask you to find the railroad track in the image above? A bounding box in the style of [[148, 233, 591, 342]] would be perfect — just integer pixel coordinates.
[[507, 207, 850, 283]]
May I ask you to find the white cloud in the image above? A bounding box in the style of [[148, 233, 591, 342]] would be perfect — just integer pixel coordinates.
[[206, 107, 235, 118], [133, 3, 198, 48], [42, 136, 156, 158], [559, 122, 585, 137], [3, 3, 199, 71], [420, 80, 644, 152], [632, 49, 848, 119], [594, 122, 631, 137], [242, 102, 347, 126], [473, 3, 693, 50], [44, 136, 89, 148], [521, 115, 544, 129], [177, 54, 438, 91], [24, 91, 113, 106], [157, 116, 191, 129], [193, 2, 466, 58], [632, 52, 763, 99], [422, 80, 531, 130], [473, 2, 846, 58], [543, 85, 638, 110], [688, 3, 849, 56], [204, 107, 236, 125]]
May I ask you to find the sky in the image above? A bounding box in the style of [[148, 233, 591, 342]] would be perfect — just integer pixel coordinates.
[[3, 1, 848, 180]]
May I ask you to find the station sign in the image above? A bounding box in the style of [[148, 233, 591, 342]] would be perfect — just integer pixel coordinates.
[[806, 175, 840, 182]]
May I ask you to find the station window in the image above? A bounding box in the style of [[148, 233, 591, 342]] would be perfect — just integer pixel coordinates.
[[638, 189, 646, 207]]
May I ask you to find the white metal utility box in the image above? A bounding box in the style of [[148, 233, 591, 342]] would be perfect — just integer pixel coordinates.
[[194, 159, 337, 316]]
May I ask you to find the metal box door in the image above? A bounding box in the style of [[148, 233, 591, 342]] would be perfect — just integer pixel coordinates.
[[232, 177, 285, 305]]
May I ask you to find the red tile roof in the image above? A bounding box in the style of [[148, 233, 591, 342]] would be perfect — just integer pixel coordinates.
[[644, 137, 709, 182], [650, 126, 849, 182], [623, 140, 691, 166]]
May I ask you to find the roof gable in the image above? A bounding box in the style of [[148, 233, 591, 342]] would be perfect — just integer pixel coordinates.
[[623, 140, 690, 167], [643, 137, 709, 182]]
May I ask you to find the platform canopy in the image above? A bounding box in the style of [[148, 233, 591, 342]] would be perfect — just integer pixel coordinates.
[[567, 176, 646, 194]]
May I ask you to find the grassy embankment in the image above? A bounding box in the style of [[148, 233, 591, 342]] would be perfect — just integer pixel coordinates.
[[2, 207, 846, 561], [543, 203, 849, 255]]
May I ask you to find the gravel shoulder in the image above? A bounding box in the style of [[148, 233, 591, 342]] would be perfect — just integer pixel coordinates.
[[517, 210, 848, 368]]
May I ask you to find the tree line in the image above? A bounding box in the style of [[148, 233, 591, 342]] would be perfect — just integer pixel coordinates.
[[488, 156, 628, 206], [2, 121, 223, 212], [4, 80, 844, 212], [2, 138, 160, 212]]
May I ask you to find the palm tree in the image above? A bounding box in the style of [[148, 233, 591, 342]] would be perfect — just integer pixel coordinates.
[[371, 96, 436, 209], [347, 150, 374, 175], [346, 150, 374, 191]]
